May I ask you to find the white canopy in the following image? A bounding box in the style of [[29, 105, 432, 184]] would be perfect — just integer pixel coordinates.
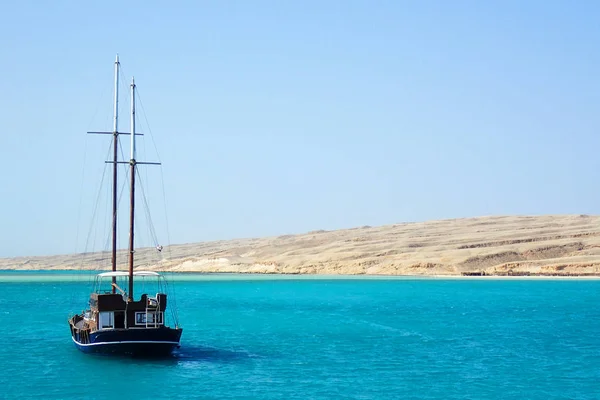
[[96, 271, 161, 278]]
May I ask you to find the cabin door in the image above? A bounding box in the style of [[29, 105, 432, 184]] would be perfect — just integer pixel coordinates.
[[114, 312, 125, 329]]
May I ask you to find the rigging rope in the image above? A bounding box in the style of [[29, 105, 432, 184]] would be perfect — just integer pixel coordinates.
[[136, 88, 179, 324], [136, 169, 160, 247], [136, 89, 174, 256], [79, 138, 113, 281]]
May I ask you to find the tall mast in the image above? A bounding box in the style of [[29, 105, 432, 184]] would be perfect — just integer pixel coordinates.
[[128, 77, 136, 301], [111, 54, 120, 293]]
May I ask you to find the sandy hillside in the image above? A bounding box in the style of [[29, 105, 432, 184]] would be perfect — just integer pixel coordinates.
[[2, 215, 600, 276]]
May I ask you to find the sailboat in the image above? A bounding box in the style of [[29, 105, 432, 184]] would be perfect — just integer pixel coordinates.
[[68, 55, 183, 356]]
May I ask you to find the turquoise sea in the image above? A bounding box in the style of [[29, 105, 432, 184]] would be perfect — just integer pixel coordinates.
[[1, 272, 599, 399]]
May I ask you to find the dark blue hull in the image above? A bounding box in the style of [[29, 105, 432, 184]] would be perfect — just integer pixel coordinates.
[[71, 327, 183, 357]]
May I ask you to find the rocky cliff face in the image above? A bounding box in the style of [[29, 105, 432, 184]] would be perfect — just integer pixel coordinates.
[[2, 215, 600, 276]]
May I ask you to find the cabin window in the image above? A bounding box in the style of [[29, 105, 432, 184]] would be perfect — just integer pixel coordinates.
[[135, 312, 163, 325], [99, 312, 114, 329]]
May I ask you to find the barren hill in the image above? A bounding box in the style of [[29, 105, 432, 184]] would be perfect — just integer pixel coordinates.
[[2, 215, 600, 276]]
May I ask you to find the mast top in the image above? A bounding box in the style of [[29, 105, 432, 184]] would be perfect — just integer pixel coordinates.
[[130, 76, 136, 162], [115, 54, 120, 63]]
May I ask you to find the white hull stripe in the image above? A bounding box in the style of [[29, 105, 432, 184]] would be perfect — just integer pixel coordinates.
[[71, 337, 179, 347]]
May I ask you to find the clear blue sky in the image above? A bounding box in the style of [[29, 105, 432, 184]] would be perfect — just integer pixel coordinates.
[[1, 0, 599, 258]]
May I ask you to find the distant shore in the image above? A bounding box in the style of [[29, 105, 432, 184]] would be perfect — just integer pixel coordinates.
[[1, 215, 600, 277]]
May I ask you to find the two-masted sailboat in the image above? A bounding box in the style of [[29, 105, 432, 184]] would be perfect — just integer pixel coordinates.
[[68, 55, 182, 356]]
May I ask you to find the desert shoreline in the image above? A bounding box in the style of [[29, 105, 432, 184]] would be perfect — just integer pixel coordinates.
[[2, 215, 600, 277]]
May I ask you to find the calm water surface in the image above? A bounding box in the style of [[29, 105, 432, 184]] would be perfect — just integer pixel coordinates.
[[0, 272, 599, 399]]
